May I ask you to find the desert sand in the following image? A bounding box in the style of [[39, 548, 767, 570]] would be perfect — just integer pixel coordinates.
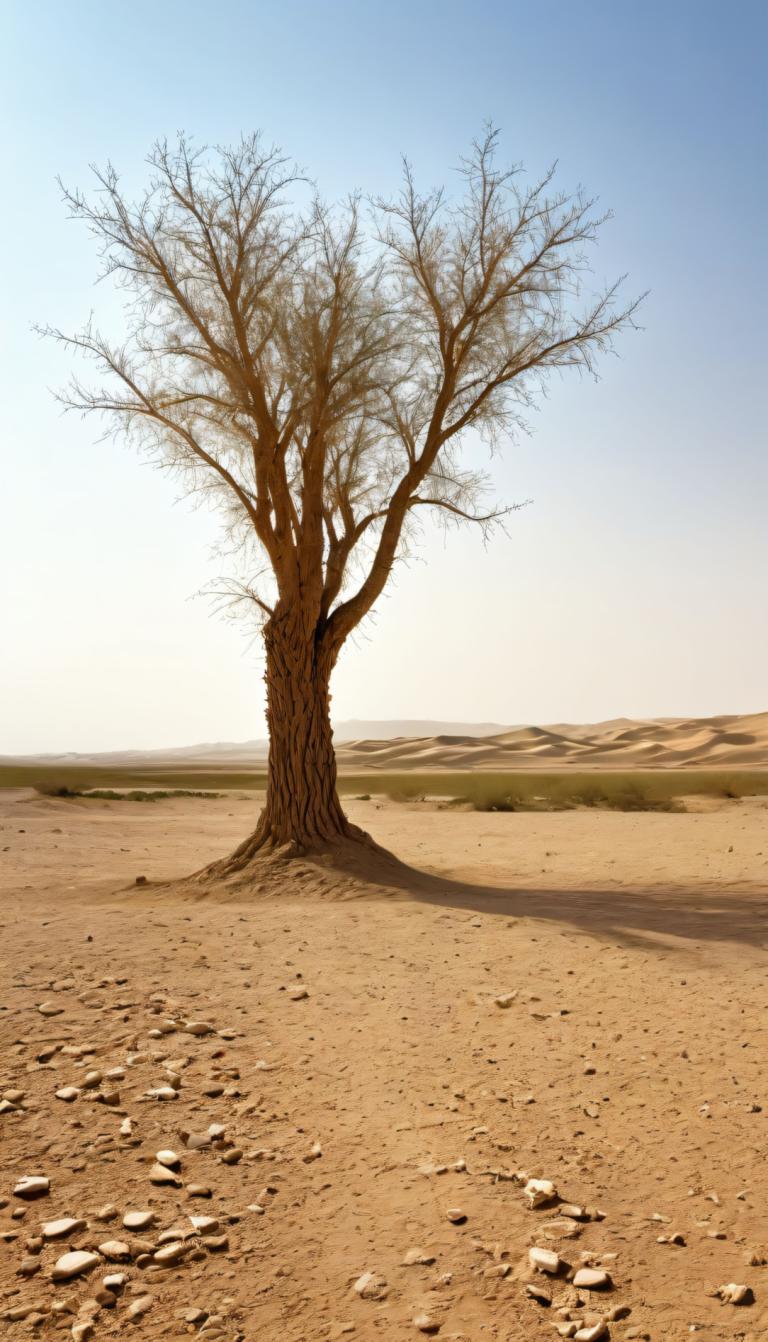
[[8, 711, 768, 773], [1, 787, 767, 1341]]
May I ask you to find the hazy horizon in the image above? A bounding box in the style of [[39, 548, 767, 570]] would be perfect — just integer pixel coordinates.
[[2, 0, 766, 753]]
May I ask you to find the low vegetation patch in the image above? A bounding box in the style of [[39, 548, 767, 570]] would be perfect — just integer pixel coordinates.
[[33, 784, 219, 802]]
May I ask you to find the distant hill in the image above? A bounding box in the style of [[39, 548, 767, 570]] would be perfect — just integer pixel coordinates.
[[332, 719, 512, 740], [4, 713, 767, 772]]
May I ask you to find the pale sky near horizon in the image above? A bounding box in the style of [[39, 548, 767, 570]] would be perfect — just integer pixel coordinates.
[[1, 0, 766, 753]]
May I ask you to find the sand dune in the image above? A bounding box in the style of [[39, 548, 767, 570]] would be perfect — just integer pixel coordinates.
[[334, 711, 768, 770], [3, 712, 767, 773]]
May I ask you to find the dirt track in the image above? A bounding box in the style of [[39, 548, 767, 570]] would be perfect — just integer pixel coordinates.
[[1, 790, 767, 1340]]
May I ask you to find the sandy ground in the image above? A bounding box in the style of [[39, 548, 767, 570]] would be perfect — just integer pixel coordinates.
[[1, 789, 767, 1342]]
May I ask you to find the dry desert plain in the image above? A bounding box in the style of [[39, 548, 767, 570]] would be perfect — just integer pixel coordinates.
[[1, 724, 768, 1342]]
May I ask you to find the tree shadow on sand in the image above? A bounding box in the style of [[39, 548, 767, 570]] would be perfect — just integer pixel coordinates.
[[320, 843, 768, 955]]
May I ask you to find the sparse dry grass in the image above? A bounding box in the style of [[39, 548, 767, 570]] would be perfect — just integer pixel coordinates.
[[3, 765, 767, 812]]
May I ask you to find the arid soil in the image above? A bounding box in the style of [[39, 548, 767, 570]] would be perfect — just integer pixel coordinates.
[[1, 789, 767, 1342]]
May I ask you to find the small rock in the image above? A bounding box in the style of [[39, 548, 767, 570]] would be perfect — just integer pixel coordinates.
[[127, 1294, 153, 1320], [155, 1149, 180, 1168], [494, 992, 518, 1008], [524, 1178, 558, 1208], [184, 1021, 214, 1036], [414, 1314, 440, 1333], [354, 1270, 388, 1299], [574, 1325, 608, 1342], [82, 1071, 102, 1088], [525, 1281, 551, 1304], [202, 1234, 229, 1251], [529, 1246, 562, 1274], [445, 1208, 466, 1224], [187, 1184, 212, 1198], [14, 1177, 49, 1200], [103, 1273, 127, 1291], [38, 1002, 64, 1016], [145, 1087, 177, 1101], [288, 986, 309, 1001], [123, 1211, 155, 1231], [149, 1162, 181, 1185], [403, 1248, 436, 1266], [220, 1147, 243, 1165], [51, 1251, 100, 1281], [98, 1241, 131, 1260], [42, 1218, 87, 1240], [573, 1267, 612, 1289], [190, 1216, 220, 1234], [55, 1088, 80, 1103], [717, 1282, 754, 1305], [94, 1205, 118, 1222], [153, 1241, 187, 1264]]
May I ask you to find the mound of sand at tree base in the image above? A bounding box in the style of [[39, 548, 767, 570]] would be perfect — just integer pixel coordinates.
[[1, 788, 768, 1338], [5, 712, 767, 774]]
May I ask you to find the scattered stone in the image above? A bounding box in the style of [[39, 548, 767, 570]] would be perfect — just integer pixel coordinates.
[[220, 1147, 243, 1165], [55, 1087, 80, 1103], [119, 1118, 133, 1137], [717, 1283, 754, 1305], [123, 1211, 155, 1231], [288, 986, 309, 1001], [525, 1281, 552, 1304], [155, 1149, 180, 1168], [445, 1207, 467, 1224], [51, 1251, 100, 1281], [42, 1218, 87, 1240], [184, 1309, 209, 1324], [94, 1205, 118, 1222], [145, 1086, 177, 1101], [187, 1185, 212, 1198], [126, 1294, 153, 1320], [38, 1002, 64, 1016], [184, 1021, 214, 1036], [529, 1246, 562, 1274], [494, 992, 518, 1008], [14, 1176, 50, 1200], [403, 1248, 436, 1266], [303, 1141, 323, 1162], [524, 1178, 558, 1208], [202, 1234, 229, 1251], [190, 1216, 220, 1234], [94, 1088, 121, 1106], [354, 1271, 388, 1299], [560, 1204, 590, 1221], [153, 1241, 188, 1264], [82, 1071, 102, 1088], [414, 1314, 440, 1333], [573, 1267, 612, 1289], [103, 1273, 127, 1291], [574, 1325, 608, 1342], [98, 1241, 131, 1260], [149, 1162, 182, 1185]]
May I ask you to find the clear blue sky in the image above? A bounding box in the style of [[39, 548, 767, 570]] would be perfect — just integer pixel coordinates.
[[1, 0, 766, 751]]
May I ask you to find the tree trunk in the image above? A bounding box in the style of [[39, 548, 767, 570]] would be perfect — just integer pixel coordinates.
[[211, 609, 359, 875]]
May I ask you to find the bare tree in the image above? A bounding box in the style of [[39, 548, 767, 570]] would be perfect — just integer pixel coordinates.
[[45, 128, 642, 874]]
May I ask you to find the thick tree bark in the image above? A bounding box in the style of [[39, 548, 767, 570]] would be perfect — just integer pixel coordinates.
[[209, 608, 362, 876]]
